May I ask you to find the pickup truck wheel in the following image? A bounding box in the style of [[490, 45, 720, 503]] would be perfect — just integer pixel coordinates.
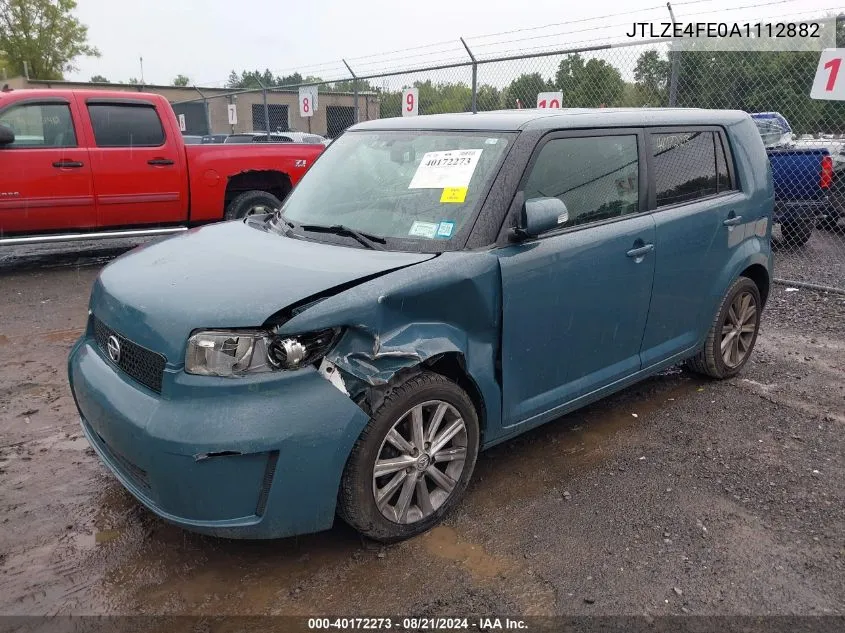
[[778, 221, 812, 247], [338, 371, 480, 543], [225, 190, 283, 221], [686, 277, 761, 380]]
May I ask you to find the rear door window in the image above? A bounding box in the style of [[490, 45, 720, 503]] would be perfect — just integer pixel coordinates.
[[651, 131, 721, 207], [87, 103, 165, 147]]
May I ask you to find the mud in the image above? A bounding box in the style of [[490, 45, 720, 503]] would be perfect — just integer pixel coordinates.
[[0, 241, 843, 617]]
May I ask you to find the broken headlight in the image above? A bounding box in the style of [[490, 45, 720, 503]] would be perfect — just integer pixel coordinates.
[[185, 328, 341, 377]]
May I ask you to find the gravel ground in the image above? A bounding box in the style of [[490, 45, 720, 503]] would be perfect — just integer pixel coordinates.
[[0, 241, 843, 626]]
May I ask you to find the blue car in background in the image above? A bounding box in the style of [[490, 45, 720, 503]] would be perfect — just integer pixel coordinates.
[[69, 108, 773, 542], [751, 112, 835, 245]]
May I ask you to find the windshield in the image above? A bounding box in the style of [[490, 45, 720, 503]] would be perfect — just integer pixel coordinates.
[[277, 130, 513, 249]]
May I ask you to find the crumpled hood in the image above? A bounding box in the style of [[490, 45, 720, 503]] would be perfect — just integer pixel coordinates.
[[90, 221, 434, 363]]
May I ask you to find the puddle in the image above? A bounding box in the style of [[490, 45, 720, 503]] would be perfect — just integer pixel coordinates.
[[418, 526, 511, 581]]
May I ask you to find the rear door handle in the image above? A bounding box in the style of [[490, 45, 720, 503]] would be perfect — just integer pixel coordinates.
[[52, 160, 84, 169], [723, 215, 743, 227], [147, 158, 175, 166], [626, 243, 654, 258]]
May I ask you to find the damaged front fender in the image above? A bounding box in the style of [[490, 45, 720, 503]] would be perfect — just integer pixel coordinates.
[[275, 251, 505, 442]]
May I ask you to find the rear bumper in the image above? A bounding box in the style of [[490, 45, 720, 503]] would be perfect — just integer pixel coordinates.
[[773, 198, 831, 224], [68, 336, 370, 539]]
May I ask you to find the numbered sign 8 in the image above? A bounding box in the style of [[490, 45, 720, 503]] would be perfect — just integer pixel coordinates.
[[299, 87, 316, 118], [536, 91, 563, 109], [810, 49, 845, 101], [402, 88, 419, 117]]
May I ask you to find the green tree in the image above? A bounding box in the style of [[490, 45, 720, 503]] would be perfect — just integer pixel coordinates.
[[89, 74, 109, 83], [555, 54, 624, 107], [172, 74, 190, 87], [503, 72, 551, 108], [476, 84, 502, 111], [0, 0, 99, 79], [633, 50, 670, 106]]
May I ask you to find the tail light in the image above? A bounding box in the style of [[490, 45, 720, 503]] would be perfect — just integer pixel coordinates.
[[820, 155, 833, 190]]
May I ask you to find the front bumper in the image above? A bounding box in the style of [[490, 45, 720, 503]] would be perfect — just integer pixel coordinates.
[[68, 335, 369, 539]]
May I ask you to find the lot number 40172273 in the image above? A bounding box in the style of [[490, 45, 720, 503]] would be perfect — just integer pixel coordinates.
[[810, 49, 845, 101]]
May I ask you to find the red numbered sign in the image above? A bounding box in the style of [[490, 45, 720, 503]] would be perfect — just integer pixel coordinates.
[[402, 87, 419, 117], [811, 49, 845, 101], [299, 87, 316, 117], [536, 91, 563, 109]]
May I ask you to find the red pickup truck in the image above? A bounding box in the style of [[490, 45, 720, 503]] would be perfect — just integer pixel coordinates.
[[0, 89, 324, 244]]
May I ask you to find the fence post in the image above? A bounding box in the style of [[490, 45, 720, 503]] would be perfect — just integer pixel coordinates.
[[460, 37, 478, 113], [343, 59, 359, 124], [194, 87, 211, 136], [666, 2, 680, 107], [255, 77, 271, 135]]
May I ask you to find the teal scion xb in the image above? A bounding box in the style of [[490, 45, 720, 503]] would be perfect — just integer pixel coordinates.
[[69, 108, 774, 542]]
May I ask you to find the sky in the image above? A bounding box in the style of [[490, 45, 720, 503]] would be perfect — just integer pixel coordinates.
[[66, 0, 838, 87]]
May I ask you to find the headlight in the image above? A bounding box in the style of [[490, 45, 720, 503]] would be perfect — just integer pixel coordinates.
[[185, 328, 340, 377]]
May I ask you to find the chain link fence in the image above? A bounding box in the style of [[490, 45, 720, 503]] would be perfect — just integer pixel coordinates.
[[172, 19, 845, 292]]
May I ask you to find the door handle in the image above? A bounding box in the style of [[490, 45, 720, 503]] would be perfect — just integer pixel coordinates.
[[626, 243, 654, 258], [723, 215, 743, 227], [147, 158, 175, 166], [52, 160, 84, 168]]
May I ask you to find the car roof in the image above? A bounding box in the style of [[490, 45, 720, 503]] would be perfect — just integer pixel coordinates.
[[350, 108, 751, 133]]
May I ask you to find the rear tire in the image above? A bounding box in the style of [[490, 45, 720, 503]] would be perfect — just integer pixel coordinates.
[[686, 276, 761, 380], [338, 371, 480, 543], [224, 190, 283, 221], [779, 221, 812, 247]]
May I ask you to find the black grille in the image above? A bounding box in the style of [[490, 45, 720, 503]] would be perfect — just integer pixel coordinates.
[[83, 419, 152, 493], [93, 316, 166, 394]]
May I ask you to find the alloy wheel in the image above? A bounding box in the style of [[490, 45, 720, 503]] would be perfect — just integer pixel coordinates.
[[720, 290, 757, 368], [372, 400, 467, 525]]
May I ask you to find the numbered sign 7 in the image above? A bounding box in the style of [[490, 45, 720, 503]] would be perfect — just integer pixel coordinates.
[[402, 88, 419, 117], [810, 49, 845, 101]]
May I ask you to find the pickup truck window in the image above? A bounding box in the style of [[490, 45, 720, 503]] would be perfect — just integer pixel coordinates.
[[87, 103, 165, 147], [0, 103, 77, 148], [652, 131, 720, 207], [523, 135, 640, 228]]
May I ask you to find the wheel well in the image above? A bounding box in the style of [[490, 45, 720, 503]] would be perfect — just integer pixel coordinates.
[[224, 170, 292, 211], [741, 264, 770, 307], [424, 353, 487, 435]]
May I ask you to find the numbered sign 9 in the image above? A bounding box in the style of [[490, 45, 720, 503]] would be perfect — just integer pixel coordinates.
[[299, 87, 316, 117], [536, 91, 563, 109], [402, 88, 419, 117], [811, 49, 845, 100]]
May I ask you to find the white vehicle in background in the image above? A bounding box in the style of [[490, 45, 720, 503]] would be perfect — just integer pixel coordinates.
[[224, 131, 330, 145]]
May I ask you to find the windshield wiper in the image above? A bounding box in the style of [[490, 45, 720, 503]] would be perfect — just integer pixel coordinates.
[[299, 224, 386, 250]]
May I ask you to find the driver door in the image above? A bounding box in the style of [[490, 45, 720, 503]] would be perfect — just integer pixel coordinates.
[[495, 129, 656, 427]]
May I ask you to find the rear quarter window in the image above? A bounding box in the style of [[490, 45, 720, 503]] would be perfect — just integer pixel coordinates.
[[87, 103, 165, 147], [651, 130, 735, 206]]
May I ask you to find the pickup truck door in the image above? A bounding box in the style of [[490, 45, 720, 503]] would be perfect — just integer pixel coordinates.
[[496, 130, 655, 427], [78, 96, 188, 227], [0, 96, 96, 234]]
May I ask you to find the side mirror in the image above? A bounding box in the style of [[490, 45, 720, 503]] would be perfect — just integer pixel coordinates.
[[0, 124, 14, 146], [517, 197, 569, 238]]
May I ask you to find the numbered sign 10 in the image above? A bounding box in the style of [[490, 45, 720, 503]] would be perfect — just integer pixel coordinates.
[[811, 49, 845, 100], [536, 91, 563, 109], [299, 87, 317, 117], [402, 88, 419, 117]]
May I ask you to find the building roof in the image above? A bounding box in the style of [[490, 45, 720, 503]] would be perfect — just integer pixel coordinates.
[[351, 108, 750, 132]]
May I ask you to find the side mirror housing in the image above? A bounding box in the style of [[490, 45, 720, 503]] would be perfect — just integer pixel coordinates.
[[515, 197, 569, 239], [0, 124, 14, 146]]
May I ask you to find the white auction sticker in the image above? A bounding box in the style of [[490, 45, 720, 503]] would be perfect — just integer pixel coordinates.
[[408, 221, 439, 238], [408, 149, 483, 189]]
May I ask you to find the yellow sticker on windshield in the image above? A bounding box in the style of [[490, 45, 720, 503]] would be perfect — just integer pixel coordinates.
[[440, 187, 468, 203]]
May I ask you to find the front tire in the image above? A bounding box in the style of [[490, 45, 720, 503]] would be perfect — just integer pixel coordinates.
[[338, 371, 480, 543], [224, 190, 283, 221], [687, 276, 761, 379]]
